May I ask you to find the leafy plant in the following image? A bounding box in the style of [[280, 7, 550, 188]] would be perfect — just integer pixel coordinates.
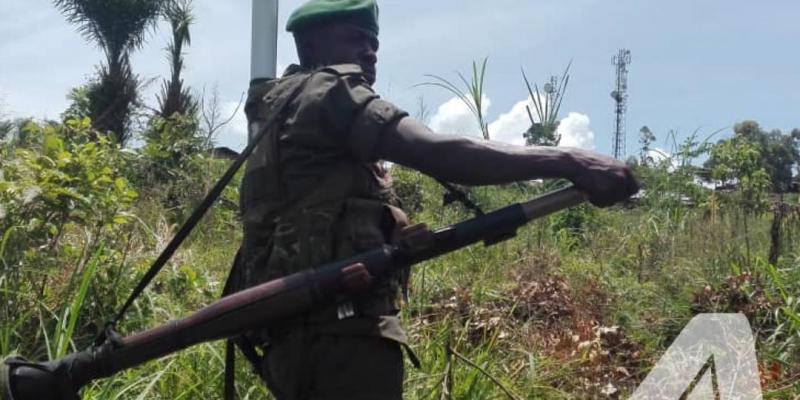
[[521, 62, 571, 147], [421, 58, 490, 140], [0, 118, 137, 262], [136, 113, 220, 219], [0, 117, 138, 358], [550, 204, 597, 247]]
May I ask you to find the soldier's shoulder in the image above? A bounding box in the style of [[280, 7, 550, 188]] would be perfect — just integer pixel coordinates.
[[319, 63, 365, 77], [245, 73, 311, 117], [314, 64, 372, 88], [295, 64, 374, 106]]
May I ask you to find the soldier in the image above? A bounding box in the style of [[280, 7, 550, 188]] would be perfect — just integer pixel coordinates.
[[238, 0, 639, 399]]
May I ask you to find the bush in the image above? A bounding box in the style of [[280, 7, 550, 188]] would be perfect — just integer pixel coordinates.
[[0, 117, 137, 356], [0, 118, 137, 264], [135, 114, 211, 218]]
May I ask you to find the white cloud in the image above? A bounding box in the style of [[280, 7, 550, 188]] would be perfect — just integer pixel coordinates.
[[646, 147, 681, 171], [647, 147, 671, 164], [556, 112, 595, 150], [430, 94, 596, 150], [429, 95, 490, 137], [487, 98, 536, 146]]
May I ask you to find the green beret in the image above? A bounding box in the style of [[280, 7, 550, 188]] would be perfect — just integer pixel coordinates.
[[286, 0, 379, 36]]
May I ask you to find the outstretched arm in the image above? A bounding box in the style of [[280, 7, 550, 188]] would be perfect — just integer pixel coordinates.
[[375, 116, 639, 207]]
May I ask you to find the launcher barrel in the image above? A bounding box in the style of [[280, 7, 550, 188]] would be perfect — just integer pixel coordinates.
[[1, 186, 584, 400]]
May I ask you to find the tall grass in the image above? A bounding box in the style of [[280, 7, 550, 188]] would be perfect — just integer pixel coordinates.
[[53, 244, 104, 359]]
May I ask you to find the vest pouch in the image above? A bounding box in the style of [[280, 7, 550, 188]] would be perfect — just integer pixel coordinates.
[[239, 225, 275, 290], [296, 206, 339, 270], [260, 219, 299, 283], [264, 205, 340, 280], [336, 198, 390, 255], [336, 198, 410, 317]]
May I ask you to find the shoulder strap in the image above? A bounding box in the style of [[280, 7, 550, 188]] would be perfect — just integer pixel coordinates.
[[222, 250, 264, 400], [99, 74, 313, 342], [321, 63, 364, 76]]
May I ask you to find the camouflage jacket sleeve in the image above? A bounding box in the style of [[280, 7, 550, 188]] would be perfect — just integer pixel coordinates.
[[312, 64, 409, 163]]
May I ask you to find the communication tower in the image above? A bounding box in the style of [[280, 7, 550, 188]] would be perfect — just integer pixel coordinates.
[[610, 49, 631, 160]]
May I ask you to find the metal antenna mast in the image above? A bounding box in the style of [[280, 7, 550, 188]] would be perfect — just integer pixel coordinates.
[[251, 0, 279, 84], [610, 49, 631, 160]]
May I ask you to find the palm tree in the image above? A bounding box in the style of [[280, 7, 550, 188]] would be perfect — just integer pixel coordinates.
[[157, 0, 197, 118], [53, 0, 164, 145]]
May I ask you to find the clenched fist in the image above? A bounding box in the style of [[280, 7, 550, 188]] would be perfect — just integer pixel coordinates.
[[565, 149, 639, 207]]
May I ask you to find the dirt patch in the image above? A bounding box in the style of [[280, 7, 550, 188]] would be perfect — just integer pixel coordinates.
[[691, 273, 779, 322], [505, 266, 645, 398], [416, 256, 648, 398], [691, 273, 799, 393]]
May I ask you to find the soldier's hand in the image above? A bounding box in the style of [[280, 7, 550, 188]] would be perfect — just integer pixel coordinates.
[[566, 149, 639, 207]]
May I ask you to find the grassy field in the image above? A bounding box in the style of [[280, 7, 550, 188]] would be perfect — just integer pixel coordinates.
[[1, 129, 799, 399]]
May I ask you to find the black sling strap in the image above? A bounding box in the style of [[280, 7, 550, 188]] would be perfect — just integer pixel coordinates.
[[221, 249, 264, 400]]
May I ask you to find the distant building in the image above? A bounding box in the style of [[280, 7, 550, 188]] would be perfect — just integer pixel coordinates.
[[210, 146, 239, 160]]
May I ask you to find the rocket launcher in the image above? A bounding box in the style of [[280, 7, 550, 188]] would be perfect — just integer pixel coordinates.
[[1, 186, 584, 400]]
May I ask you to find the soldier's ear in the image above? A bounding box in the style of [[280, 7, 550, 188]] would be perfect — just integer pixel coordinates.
[[294, 32, 320, 68], [293, 34, 310, 66]]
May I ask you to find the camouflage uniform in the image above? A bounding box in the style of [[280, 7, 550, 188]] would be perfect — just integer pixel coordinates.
[[239, 63, 410, 400]]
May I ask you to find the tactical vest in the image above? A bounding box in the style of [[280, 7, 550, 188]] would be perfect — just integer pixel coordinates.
[[238, 65, 408, 327]]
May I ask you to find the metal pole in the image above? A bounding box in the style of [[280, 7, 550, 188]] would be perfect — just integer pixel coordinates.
[[251, 0, 279, 84]]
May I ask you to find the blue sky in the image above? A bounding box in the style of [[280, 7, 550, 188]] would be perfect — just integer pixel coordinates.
[[1, 1, 798, 157]]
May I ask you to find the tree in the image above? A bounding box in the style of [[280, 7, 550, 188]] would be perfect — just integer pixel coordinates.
[[0, 100, 11, 141], [708, 135, 772, 264], [0, 120, 10, 142], [705, 121, 800, 193], [53, 0, 165, 145], [758, 128, 800, 193], [157, 0, 197, 118], [639, 126, 656, 166], [793, 129, 800, 186], [709, 136, 771, 212], [61, 85, 92, 121], [199, 85, 243, 148]]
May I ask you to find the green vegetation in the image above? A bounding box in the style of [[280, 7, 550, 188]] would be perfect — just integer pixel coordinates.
[[2, 2, 799, 398], [1, 115, 799, 398], [521, 62, 571, 147]]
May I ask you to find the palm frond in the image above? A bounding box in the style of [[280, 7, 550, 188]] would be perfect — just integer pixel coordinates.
[[418, 58, 490, 139], [521, 69, 543, 123], [53, 0, 165, 61], [164, 0, 193, 47], [157, 0, 196, 117]]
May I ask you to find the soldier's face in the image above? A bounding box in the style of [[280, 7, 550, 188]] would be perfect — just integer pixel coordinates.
[[301, 22, 379, 85]]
